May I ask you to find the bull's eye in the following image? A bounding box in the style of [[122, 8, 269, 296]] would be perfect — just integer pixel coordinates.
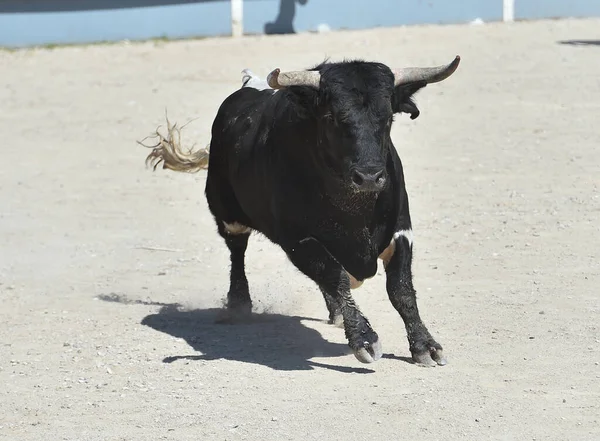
[[323, 112, 340, 128]]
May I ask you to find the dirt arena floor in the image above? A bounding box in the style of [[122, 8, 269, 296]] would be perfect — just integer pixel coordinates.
[[1, 17, 599, 441]]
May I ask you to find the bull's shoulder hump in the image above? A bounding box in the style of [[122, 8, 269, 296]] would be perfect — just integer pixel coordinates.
[[217, 87, 278, 118]]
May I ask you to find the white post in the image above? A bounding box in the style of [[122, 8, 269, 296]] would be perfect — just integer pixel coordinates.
[[503, 0, 515, 22], [231, 0, 243, 37]]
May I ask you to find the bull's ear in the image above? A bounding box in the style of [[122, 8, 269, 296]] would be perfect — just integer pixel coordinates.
[[392, 81, 427, 120]]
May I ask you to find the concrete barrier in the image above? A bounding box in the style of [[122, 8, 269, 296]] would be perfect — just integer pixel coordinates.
[[1, 0, 599, 48]]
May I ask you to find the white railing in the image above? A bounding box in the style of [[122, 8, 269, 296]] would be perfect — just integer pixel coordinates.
[[503, 0, 515, 22], [231, 0, 244, 37]]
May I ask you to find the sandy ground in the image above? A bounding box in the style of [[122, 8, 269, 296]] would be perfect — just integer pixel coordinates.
[[1, 18, 599, 441]]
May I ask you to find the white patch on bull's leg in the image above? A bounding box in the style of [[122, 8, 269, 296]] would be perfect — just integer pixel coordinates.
[[347, 272, 364, 290], [241, 68, 277, 92], [378, 229, 413, 268], [393, 229, 414, 247], [223, 221, 252, 235]]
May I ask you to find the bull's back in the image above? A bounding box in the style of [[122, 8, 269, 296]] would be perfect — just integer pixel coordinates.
[[210, 87, 271, 152], [207, 86, 282, 236]]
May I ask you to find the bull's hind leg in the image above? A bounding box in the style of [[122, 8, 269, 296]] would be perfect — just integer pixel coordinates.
[[206, 169, 253, 322], [219, 222, 252, 318], [320, 288, 343, 327], [285, 237, 382, 363]]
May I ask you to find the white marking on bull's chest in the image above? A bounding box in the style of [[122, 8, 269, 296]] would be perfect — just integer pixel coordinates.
[[348, 273, 364, 289], [223, 221, 252, 235], [378, 240, 396, 269]]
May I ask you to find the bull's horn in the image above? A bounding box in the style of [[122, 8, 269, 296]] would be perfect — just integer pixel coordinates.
[[267, 68, 321, 89], [392, 55, 461, 87]]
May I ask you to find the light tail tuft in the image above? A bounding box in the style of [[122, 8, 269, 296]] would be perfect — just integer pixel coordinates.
[[138, 113, 209, 173]]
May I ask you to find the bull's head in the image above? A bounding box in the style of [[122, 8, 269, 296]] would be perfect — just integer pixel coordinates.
[[267, 56, 460, 193]]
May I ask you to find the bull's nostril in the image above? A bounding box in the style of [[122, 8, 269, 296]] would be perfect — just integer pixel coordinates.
[[351, 169, 386, 190], [352, 171, 364, 186]]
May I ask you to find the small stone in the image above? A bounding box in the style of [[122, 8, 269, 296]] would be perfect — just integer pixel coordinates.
[[529, 336, 535, 340], [157, 271, 166, 276], [271, 417, 278, 422], [317, 23, 331, 33], [563, 399, 566, 403]]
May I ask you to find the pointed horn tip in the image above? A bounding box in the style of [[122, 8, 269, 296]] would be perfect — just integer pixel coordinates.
[[267, 68, 282, 89], [446, 55, 461, 75]]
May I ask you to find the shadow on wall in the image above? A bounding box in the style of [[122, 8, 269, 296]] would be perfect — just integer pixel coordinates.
[[264, 0, 308, 35], [98, 293, 375, 373], [558, 39, 600, 46]]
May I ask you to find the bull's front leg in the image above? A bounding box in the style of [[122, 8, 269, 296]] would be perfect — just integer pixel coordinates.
[[385, 228, 447, 366], [285, 237, 382, 363]]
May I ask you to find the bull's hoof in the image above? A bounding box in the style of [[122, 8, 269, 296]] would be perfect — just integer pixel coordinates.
[[215, 303, 252, 324], [352, 336, 383, 364], [412, 345, 447, 367]]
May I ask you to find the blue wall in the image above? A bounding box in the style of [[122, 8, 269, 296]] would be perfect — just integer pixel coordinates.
[[1, 0, 600, 48], [516, 0, 600, 20], [0, 1, 232, 47]]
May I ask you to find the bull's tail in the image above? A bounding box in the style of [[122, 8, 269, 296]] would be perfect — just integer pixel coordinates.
[[138, 115, 209, 173]]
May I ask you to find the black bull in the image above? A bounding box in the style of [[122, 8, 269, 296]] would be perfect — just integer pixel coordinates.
[[142, 56, 461, 365]]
